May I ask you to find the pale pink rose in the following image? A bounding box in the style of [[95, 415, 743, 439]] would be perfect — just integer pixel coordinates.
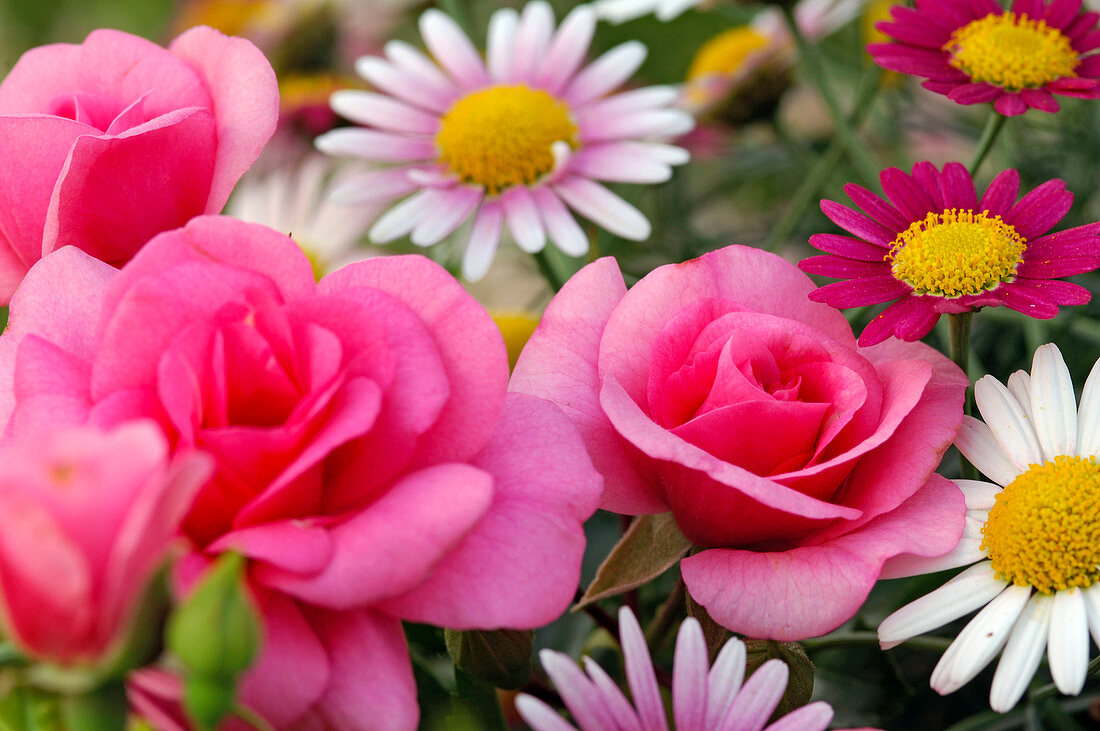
[[511, 245, 969, 640], [0, 216, 601, 728], [0, 422, 210, 665], [0, 27, 278, 302]]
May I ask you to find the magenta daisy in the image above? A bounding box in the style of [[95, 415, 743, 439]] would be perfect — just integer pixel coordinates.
[[315, 1, 692, 280], [799, 161, 1100, 346], [516, 607, 836, 731], [868, 0, 1100, 115]]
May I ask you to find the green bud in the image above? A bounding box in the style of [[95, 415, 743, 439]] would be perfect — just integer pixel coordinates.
[[182, 676, 236, 731], [444, 629, 533, 690], [167, 552, 260, 680], [744, 640, 814, 719]]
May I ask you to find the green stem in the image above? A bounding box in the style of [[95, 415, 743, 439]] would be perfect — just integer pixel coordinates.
[[779, 3, 880, 187], [234, 705, 276, 731], [802, 631, 952, 653], [949, 312, 979, 479], [644, 579, 686, 650], [452, 668, 506, 731], [533, 249, 566, 292], [763, 66, 882, 252], [968, 112, 1007, 176]]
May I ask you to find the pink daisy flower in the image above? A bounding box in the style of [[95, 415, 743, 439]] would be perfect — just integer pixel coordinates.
[[516, 607, 837, 731], [799, 161, 1100, 346], [316, 1, 693, 280], [868, 0, 1100, 116]]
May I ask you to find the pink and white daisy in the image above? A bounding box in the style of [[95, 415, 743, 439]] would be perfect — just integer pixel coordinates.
[[516, 607, 836, 731], [868, 0, 1100, 116], [799, 161, 1100, 346], [315, 1, 693, 280]]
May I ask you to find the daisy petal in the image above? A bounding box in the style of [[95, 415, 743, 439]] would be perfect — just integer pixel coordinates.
[[501, 186, 547, 254], [516, 693, 580, 731], [419, 9, 490, 89], [672, 618, 708, 731], [973, 375, 1044, 472], [619, 606, 669, 731], [540, 649, 618, 729], [564, 42, 647, 107], [538, 5, 598, 94], [762, 702, 833, 731], [1030, 343, 1078, 460], [989, 592, 1050, 713], [955, 416, 1021, 486], [1006, 370, 1033, 421], [930, 584, 1030, 694], [717, 659, 787, 731], [463, 201, 504, 281], [486, 8, 520, 82], [1048, 588, 1089, 695], [532, 187, 589, 257], [554, 177, 651, 241], [1075, 355, 1100, 457], [705, 638, 746, 728], [582, 657, 644, 731]]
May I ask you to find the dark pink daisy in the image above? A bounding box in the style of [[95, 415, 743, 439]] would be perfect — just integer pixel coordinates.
[[799, 161, 1100, 345], [868, 0, 1100, 115]]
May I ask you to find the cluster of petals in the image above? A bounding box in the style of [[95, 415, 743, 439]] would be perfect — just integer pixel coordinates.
[[0, 217, 602, 728], [0, 26, 277, 302], [0, 422, 210, 666], [316, 1, 692, 280], [869, 0, 1100, 115], [512, 244, 969, 640], [879, 344, 1100, 713], [518, 607, 838, 731], [801, 161, 1100, 346]]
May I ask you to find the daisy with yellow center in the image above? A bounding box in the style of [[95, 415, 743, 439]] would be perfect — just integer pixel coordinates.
[[877, 344, 1100, 712], [316, 1, 692, 280], [868, 0, 1100, 116], [799, 161, 1100, 346]]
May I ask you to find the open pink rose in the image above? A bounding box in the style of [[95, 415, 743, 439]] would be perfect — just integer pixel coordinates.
[[511, 245, 968, 640], [0, 216, 601, 728], [0, 422, 210, 665], [0, 26, 278, 302]]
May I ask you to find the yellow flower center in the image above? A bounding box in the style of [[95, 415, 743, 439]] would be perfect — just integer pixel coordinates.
[[944, 11, 1079, 90], [887, 209, 1026, 297], [981, 455, 1100, 594], [687, 27, 771, 80], [435, 85, 578, 195]]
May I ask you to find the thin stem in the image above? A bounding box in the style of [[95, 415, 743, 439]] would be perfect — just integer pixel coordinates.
[[949, 312, 979, 480], [968, 112, 1007, 176], [573, 589, 620, 640], [533, 249, 566, 292], [779, 3, 880, 187], [803, 631, 952, 653], [763, 66, 882, 251], [644, 579, 687, 649]]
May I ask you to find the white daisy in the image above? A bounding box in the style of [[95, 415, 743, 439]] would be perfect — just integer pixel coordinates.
[[517, 607, 835, 731], [315, 1, 692, 280], [878, 343, 1100, 713], [594, 0, 707, 24]]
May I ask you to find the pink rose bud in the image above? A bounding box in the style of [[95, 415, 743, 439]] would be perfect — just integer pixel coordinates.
[[0, 26, 278, 303], [0, 422, 211, 666]]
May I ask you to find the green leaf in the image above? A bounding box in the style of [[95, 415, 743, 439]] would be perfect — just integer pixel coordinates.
[[744, 640, 815, 720], [444, 629, 533, 690], [59, 683, 127, 731], [574, 513, 691, 610]]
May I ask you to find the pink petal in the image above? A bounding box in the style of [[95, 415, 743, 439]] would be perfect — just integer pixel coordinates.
[[419, 10, 490, 89], [537, 5, 597, 94]]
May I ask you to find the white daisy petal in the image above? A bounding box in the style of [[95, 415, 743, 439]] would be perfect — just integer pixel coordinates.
[[1082, 584, 1100, 650], [618, 606, 668, 731], [717, 659, 787, 731], [973, 375, 1044, 472], [673, 618, 708, 731], [563, 41, 648, 107], [594, 0, 660, 23], [516, 693, 580, 731], [1076, 355, 1100, 457], [330, 90, 440, 135], [354, 55, 454, 113], [537, 4, 597, 94], [989, 591, 1049, 713], [368, 189, 436, 242], [955, 416, 1022, 486], [656, 0, 703, 20], [582, 657, 644, 731], [463, 202, 504, 281], [314, 128, 436, 163], [581, 109, 695, 143], [930, 584, 1030, 694], [554, 177, 651, 241], [878, 562, 1008, 649], [954, 479, 1002, 511], [328, 168, 420, 205], [1048, 588, 1089, 695], [419, 9, 490, 89], [383, 40, 462, 105], [1006, 370, 1032, 420], [532, 187, 589, 257], [761, 702, 834, 731], [512, 1, 556, 82], [410, 187, 481, 246], [501, 186, 547, 253], [486, 8, 519, 82], [540, 649, 618, 730], [705, 638, 746, 728], [1030, 343, 1078, 460]]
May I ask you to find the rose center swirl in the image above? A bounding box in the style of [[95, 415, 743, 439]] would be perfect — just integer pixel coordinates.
[[944, 11, 1079, 90], [980, 455, 1100, 594], [435, 84, 578, 195], [887, 209, 1025, 297]]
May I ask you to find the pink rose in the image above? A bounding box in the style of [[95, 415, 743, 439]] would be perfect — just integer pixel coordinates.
[[0, 422, 210, 665], [0, 216, 601, 727], [0, 27, 278, 302], [511, 245, 968, 640]]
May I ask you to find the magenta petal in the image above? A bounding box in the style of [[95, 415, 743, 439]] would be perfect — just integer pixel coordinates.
[[1017, 256, 1100, 278], [947, 83, 1001, 104], [880, 167, 936, 221], [820, 200, 897, 246], [168, 26, 278, 213], [857, 296, 941, 346], [320, 255, 509, 466], [510, 257, 665, 514], [42, 108, 217, 263], [208, 520, 334, 576], [994, 92, 1029, 116], [842, 184, 908, 232], [809, 276, 911, 308], [1020, 88, 1060, 112], [254, 463, 493, 609], [1009, 278, 1091, 305], [379, 393, 601, 628], [939, 162, 978, 210], [1005, 179, 1073, 239], [299, 608, 418, 731], [807, 233, 890, 262], [799, 255, 889, 279], [999, 283, 1060, 318], [680, 474, 965, 640], [979, 169, 1020, 216]]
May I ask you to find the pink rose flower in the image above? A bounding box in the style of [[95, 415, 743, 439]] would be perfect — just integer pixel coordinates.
[[0, 422, 210, 665], [0, 27, 278, 302], [511, 245, 969, 640], [0, 216, 601, 727]]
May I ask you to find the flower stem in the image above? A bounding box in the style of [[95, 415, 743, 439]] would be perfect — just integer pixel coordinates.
[[778, 3, 880, 187], [533, 249, 566, 292], [948, 312, 979, 479], [802, 631, 952, 653], [968, 112, 1007, 176], [763, 66, 882, 252], [644, 578, 686, 650]]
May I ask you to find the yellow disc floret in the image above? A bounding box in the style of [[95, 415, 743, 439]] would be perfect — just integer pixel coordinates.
[[887, 209, 1026, 298], [436, 85, 578, 195], [944, 12, 1079, 90], [687, 26, 771, 81], [981, 455, 1100, 593]]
